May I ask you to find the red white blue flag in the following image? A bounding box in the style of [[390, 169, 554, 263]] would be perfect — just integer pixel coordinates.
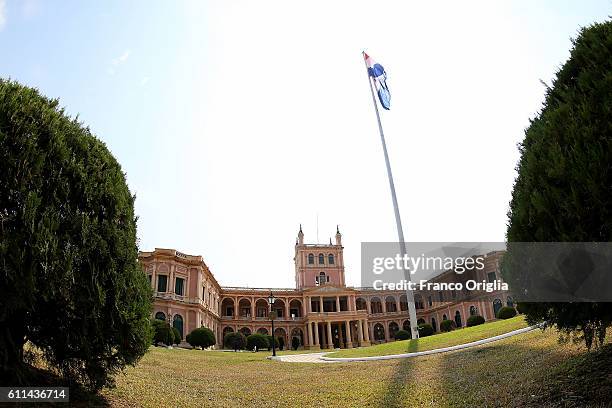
[[364, 53, 391, 110]]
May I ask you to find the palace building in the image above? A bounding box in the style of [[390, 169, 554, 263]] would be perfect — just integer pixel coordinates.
[[139, 227, 513, 349]]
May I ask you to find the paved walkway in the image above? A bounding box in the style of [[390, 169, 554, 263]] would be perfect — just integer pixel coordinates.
[[271, 325, 538, 363], [271, 352, 336, 363]]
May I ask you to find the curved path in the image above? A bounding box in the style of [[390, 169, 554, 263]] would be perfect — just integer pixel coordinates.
[[271, 325, 538, 363]]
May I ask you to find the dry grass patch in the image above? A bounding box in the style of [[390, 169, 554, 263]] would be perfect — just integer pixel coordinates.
[[98, 327, 610, 407]]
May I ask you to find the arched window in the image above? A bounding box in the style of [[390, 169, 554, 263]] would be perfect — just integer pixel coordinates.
[[328, 254, 335, 264], [373, 323, 385, 341], [318, 253, 325, 264], [431, 317, 437, 332], [414, 294, 424, 309], [389, 322, 399, 339], [173, 314, 184, 339], [442, 314, 447, 321], [469, 305, 477, 316], [308, 254, 314, 264], [402, 320, 411, 332], [506, 296, 514, 307], [154, 311, 166, 321], [454, 311, 462, 328], [317, 272, 327, 285], [493, 299, 503, 317]]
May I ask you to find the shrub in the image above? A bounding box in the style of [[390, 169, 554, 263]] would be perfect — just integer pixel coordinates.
[[0, 80, 152, 389], [466, 315, 485, 327], [172, 327, 182, 345], [152, 319, 174, 346], [394, 330, 411, 340], [265, 335, 279, 350], [224, 332, 246, 351], [440, 320, 456, 332], [516, 302, 526, 315], [186, 327, 216, 349], [417, 323, 434, 337], [246, 334, 269, 351], [291, 336, 301, 350], [503, 20, 612, 350], [278, 336, 285, 350], [497, 306, 517, 320]]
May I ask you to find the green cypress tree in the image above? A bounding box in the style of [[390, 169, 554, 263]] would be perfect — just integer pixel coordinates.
[[505, 21, 612, 349], [0, 80, 152, 389]]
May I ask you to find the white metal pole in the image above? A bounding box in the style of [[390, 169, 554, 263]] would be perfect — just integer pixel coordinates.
[[362, 51, 419, 339]]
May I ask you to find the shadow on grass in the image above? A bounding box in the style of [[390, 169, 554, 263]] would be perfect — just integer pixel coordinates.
[[9, 364, 112, 407], [374, 331, 612, 408], [430, 335, 610, 407], [375, 337, 448, 408], [532, 343, 612, 407], [376, 356, 419, 408]]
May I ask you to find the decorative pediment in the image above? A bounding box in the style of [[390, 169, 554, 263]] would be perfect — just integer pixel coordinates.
[[304, 284, 355, 294]]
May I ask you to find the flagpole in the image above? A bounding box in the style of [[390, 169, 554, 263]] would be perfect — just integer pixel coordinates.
[[362, 51, 419, 340]]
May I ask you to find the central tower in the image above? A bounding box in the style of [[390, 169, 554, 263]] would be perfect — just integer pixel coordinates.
[[294, 225, 345, 289]]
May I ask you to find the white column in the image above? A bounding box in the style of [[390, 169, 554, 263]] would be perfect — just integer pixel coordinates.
[[151, 265, 156, 292], [357, 320, 364, 345], [345, 320, 353, 348], [307, 323, 313, 346]]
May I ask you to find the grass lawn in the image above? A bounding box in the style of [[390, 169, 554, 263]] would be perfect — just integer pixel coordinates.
[[207, 348, 323, 355], [99, 325, 612, 407], [328, 316, 528, 358]]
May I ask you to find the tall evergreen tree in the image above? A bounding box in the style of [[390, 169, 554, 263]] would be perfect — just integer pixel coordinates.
[[0, 80, 152, 389], [505, 21, 612, 349]]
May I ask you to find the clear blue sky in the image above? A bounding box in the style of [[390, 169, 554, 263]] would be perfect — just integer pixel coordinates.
[[1, 1, 610, 288]]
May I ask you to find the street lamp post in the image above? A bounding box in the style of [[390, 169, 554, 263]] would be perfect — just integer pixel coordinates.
[[268, 291, 276, 357]]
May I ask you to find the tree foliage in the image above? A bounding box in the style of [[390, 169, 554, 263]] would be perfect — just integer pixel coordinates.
[[291, 336, 301, 350], [186, 327, 216, 349], [496, 307, 517, 320], [265, 335, 279, 350], [277, 336, 285, 350], [394, 330, 411, 340], [466, 315, 485, 327], [417, 323, 434, 337], [152, 319, 174, 346], [224, 332, 246, 351], [0, 80, 152, 389], [246, 333, 268, 351], [440, 320, 456, 332], [172, 327, 182, 345], [504, 21, 612, 349]]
